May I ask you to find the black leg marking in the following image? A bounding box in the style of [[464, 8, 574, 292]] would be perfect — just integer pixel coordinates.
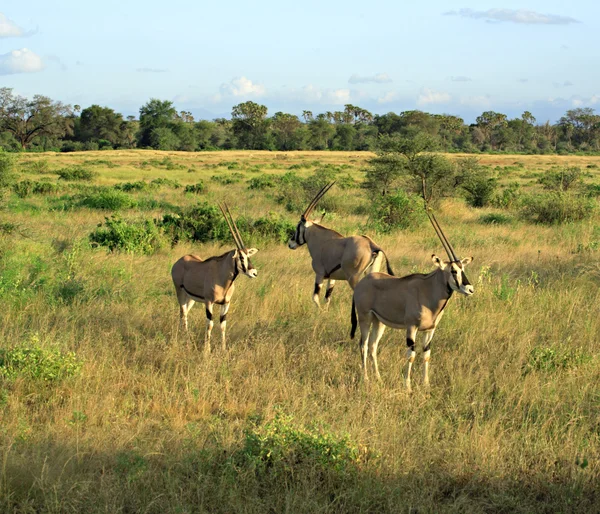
[[314, 283, 322, 296], [406, 338, 415, 351], [325, 287, 334, 299], [205, 308, 213, 321], [220, 313, 227, 323], [423, 343, 431, 352]]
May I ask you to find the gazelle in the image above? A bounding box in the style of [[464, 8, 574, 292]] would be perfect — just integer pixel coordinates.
[[288, 182, 394, 307], [350, 210, 474, 391], [171, 203, 258, 352]]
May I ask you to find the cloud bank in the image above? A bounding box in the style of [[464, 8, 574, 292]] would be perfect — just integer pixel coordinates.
[[0, 13, 36, 38], [444, 8, 579, 25], [0, 48, 44, 75]]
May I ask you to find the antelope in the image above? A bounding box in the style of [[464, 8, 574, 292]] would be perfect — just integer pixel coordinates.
[[288, 182, 394, 308], [171, 203, 258, 352], [350, 209, 474, 391]]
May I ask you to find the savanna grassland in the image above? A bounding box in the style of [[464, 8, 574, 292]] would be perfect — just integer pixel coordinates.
[[2, 150, 600, 513]]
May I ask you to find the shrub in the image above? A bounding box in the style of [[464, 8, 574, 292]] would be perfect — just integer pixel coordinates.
[[492, 183, 521, 209], [90, 215, 166, 254], [0, 334, 82, 382], [13, 180, 61, 198], [114, 181, 157, 193], [238, 412, 366, 479], [80, 189, 137, 210], [538, 166, 582, 191], [0, 148, 16, 189], [211, 173, 244, 185], [150, 177, 181, 189], [457, 159, 498, 208], [519, 192, 596, 224], [60, 141, 84, 152], [24, 159, 51, 174], [13, 180, 34, 198], [57, 166, 96, 181], [479, 213, 514, 225], [85, 159, 118, 168], [243, 214, 295, 244], [368, 190, 427, 232], [159, 203, 228, 245], [248, 174, 277, 190], [184, 182, 206, 194]]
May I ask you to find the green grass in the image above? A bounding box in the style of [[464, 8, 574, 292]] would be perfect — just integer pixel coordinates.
[[1, 150, 600, 512]]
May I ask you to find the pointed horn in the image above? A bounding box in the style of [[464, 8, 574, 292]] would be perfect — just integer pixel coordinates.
[[426, 208, 454, 261], [224, 202, 246, 250], [430, 210, 458, 261], [303, 181, 335, 219], [218, 202, 242, 250]]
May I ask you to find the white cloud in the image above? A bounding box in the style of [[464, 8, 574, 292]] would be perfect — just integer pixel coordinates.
[[216, 76, 266, 101], [0, 13, 35, 38], [137, 67, 167, 73], [417, 88, 451, 106], [348, 73, 392, 84], [0, 48, 44, 75], [444, 8, 579, 25], [572, 95, 599, 107], [377, 91, 399, 104]]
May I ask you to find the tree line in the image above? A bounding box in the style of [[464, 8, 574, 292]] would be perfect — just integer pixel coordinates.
[[1, 87, 599, 154]]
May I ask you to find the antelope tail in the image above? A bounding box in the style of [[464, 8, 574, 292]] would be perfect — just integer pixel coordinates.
[[365, 236, 394, 276], [350, 297, 357, 339]]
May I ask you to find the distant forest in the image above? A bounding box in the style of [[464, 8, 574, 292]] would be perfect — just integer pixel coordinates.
[[1, 87, 599, 154]]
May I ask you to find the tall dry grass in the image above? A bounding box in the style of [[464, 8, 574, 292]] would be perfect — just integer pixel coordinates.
[[1, 150, 600, 512]]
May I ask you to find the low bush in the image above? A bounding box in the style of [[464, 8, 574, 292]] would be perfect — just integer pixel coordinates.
[[247, 174, 277, 190], [12, 180, 60, 198], [24, 159, 51, 174], [538, 166, 582, 192], [150, 177, 181, 189], [57, 166, 96, 181], [159, 203, 228, 245], [90, 215, 166, 254], [457, 159, 498, 208], [184, 182, 206, 194], [80, 189, 137, 210], [211, 172, 244, 185], [519, 192, 596, 224], [114, 181, 158, 192], [492, 183, 522, 209], [0, 148, 16, 189], [367, 190, 427, 232], [0, 334, 82, 382], [479, 213, 514, 225]]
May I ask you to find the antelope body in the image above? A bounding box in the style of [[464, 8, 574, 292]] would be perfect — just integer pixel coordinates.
[[171, 204, 258, 352], [288, 182, 394, 307], [350, 211, 474, 391]]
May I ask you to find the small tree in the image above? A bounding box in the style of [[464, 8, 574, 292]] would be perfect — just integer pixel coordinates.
[[457, 158, 498, 207], [538, 166, 582, 192]]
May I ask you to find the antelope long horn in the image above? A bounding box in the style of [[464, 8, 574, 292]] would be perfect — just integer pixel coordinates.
[[430, 211, 459, 261], [426, 209, 456, 261], [303, 181, 336, 219], [224, 202, 246, 250], [218, 202, 242, 250]]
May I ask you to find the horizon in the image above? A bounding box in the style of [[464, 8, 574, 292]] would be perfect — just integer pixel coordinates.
[[1, 1, 599, 124]]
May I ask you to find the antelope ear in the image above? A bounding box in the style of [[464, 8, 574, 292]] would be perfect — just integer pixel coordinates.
[[246, 247, 258, 256], [461, 257, 473, 266], [431, 254, 447, 269]]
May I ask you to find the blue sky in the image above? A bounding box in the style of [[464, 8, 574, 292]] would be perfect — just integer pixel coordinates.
[[1, 1, 598, 122]]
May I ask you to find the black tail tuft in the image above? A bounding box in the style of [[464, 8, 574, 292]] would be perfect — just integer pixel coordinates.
[[385, 257, 395, 276], [350, 297, 357, 339]]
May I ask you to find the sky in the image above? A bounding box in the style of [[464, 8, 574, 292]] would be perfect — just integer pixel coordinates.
[[1, 1, 599, 122]]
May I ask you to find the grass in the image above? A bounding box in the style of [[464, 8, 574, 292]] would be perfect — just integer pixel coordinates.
[[1, 150, 600, 512]]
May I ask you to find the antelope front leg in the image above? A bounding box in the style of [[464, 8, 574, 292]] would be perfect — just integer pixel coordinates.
[[422, 330, 435, 389], [405, 326, 418, 393], [313, 275, 325, 308], [220, 302, 231, 351], [204, 302, 214, 353], [324, 279, 336, 306]]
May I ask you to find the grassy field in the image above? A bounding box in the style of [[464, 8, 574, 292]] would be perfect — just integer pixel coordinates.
[[2, 150, 600, 513]]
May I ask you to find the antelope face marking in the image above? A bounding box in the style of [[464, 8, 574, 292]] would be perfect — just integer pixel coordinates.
[[237, 248, 259, 278], [433, 255, 474, 296], [288, 219, 311, 249]]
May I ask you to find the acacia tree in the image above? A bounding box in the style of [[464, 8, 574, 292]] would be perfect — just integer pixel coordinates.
[[138, 99, 178, 147], [231, 101, 269, 149], [0, 88, 73, 149], [77, 104, 125, 146], [271, 112, 305, 150]]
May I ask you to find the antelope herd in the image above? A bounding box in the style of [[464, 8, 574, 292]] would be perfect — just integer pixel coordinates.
[[171, 183, 474, 390]]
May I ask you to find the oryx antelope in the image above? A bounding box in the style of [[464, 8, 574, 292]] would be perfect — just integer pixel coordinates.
[[288, 182, 394, 308], [350, 210, 474, 391], [171, 203, 258, 352]]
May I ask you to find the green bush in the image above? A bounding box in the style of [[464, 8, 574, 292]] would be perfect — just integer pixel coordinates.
[[492, 183, 521, 209], [368, 190, 427, 232], [538, 166, 582, 191], [241, 213, 295, 244], [90, 215, 166, 254], [114, 181, 157, 193], [457, 159, 498, 208], [184, 182, 206, 194], [247, 174, 277, 190], [24, 159, 51, 174], [0, 334, 82, 382], [57, 166, 96, 181], [60, 141, 84, 152], [150, 177, 181, 189], [13, 180, 61, 198], [238, 412, 365, 479], [159, 203, 228, 245], [0, 148, 15, 189], [211, 173, 244, 185], [479, 213, 514, 225], [80, 189, 137, 210], [519, 192, 596, 224]]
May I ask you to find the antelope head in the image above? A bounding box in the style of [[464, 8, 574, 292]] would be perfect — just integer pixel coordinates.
[[288, 181, 335, 250], [219, 203, 259, 278], [427, 209, 474, 296]]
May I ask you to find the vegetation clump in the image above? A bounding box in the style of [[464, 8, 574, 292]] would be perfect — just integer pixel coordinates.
[[89, 215, 165, 254], [519, 192, 596, 224], [57, 166, 96, 181]]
